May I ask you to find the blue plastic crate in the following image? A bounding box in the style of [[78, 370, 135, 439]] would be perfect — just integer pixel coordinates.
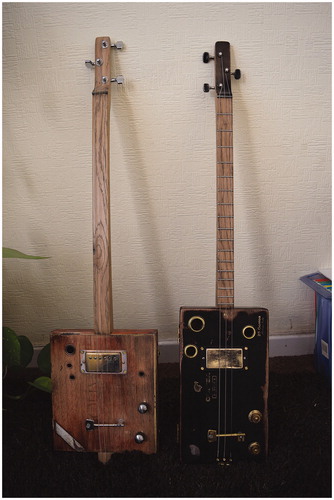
[[300, 272, 332, 380]]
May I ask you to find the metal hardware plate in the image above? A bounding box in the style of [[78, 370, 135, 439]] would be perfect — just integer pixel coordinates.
[[80, 350, 127, 374], [207, 429, 246, 442], [206, 348, 243, 369]]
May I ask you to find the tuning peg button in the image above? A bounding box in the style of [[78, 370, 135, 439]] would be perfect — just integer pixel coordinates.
[[203, 83, 215, 93], [111, 41, 124, 50], [232, 69, 241, 80], [111, 75, 124, 85], [203, 52, 214, 63]]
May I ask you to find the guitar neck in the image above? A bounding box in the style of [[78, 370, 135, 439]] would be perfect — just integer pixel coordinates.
[[214, 42, 235, 308], [92, 37, 113, 334]]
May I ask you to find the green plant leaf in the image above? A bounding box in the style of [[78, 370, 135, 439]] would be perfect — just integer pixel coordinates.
[[2, 247, 49, 259], [17, 335, 34, 367], [28, 376, 52, 393], [37, 343, 51, 376], [2, 327, 20, 368]]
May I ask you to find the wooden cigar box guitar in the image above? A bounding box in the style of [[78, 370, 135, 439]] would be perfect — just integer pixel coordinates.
[[179, 42, 269, 465], [50, 37, 158, 463]]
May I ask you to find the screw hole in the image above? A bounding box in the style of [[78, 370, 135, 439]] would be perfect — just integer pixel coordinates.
[[138, 371, 145, 377], [65, 344, 75, 355], [69, 374, 75, 380], [67, 363, 72, 368]]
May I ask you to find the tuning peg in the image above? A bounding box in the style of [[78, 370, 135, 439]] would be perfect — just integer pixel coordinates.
[[232, 69, 241, 80], [100, 39, 124, 50], [203, 83, 215, 93], [203, 52, 214, 63], [111, 75, 124, 85], [85, 58, 104, 68], [85, 59, 95, 67], [111, 41, 124, 50]]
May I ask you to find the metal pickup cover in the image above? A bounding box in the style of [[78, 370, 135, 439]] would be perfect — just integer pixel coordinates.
[[206, 348, 243, 369], [80, 350, 127, 374]]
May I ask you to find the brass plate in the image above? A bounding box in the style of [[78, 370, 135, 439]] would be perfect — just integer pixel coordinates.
[[206, 348, 243, 369], [80, 350, 127, 374]]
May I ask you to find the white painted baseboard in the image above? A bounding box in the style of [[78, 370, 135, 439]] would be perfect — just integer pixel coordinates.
[[31, 333, 315, 367]]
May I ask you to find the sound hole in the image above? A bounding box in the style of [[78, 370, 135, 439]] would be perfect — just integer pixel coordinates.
[[242, 325, 256, 340], [188, 316, 205, 333], [65, 344, 76, 355], [184, 344, 198, 359]]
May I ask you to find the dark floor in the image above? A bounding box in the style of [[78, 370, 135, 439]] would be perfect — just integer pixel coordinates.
[[3, 356, 332, 498]]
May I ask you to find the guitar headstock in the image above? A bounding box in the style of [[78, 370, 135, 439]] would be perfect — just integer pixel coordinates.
[[203, 41, 240, 96], [85, 36, 124, 93]]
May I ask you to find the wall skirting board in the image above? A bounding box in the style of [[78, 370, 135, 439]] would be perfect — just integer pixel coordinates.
[[31, 334, 315, 367]]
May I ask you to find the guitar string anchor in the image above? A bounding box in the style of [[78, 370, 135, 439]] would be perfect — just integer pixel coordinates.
[[85, 418, 125, 430]]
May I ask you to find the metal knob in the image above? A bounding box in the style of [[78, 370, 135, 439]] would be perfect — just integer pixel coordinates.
[[134, 432, 145, 444], [138, 403, 149, 414], [248, 410, 263, 424], [111, 41, 124, 50], [248, 442, 261, 455], [111, 75, 124, 85]]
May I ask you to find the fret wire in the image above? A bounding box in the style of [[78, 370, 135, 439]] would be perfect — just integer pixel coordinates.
[[217, 278, 234, 281], [217, 176, 233, 178], [217, 161, 233, 164], [217, 130, 233, 132], [217, 146, 233, 148], [217, 112, 233, 115]]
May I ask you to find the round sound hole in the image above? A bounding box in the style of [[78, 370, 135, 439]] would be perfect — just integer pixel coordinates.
[[65, 344, 76, 355], [242, 325, 256, 340], [188, 316, 205, 333], [184, 344, 198, 359]]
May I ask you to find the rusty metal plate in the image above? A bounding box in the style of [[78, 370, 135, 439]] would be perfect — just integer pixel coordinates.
[[206, 348, 243, 369]]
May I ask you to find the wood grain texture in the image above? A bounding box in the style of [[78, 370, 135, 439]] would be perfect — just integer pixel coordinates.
[[92, 37, 113, 334], [51, 329, 158, 453], [50, 37, 158, 461]]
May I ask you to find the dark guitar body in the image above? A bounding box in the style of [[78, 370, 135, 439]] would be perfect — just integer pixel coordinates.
[[51, 329, 158, 454], [179, 307, 269, 464]]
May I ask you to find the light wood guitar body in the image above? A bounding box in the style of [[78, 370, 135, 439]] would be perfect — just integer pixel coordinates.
[[51, 37, 158, 461]]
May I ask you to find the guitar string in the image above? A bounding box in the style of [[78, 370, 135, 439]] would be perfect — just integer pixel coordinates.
[[217, 52, 234, 462]]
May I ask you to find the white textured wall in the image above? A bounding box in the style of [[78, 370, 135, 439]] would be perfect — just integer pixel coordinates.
[[3, 2, 331, 345]]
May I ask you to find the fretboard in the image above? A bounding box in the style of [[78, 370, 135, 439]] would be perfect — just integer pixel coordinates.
[[216, 96, 234, 307]]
